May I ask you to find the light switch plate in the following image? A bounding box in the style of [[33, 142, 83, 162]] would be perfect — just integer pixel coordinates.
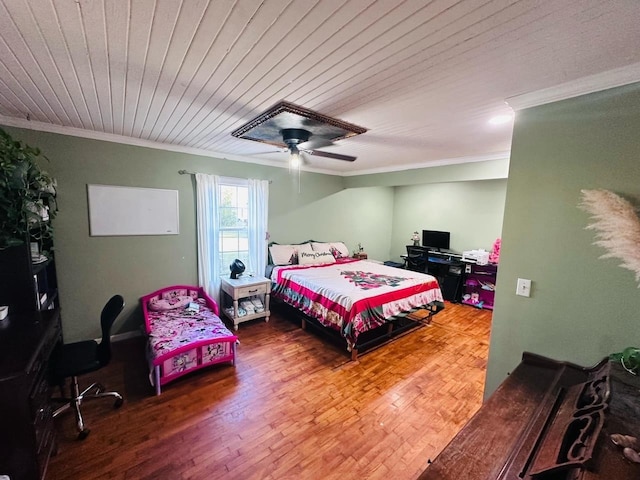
[[516, 278, 531, 297]]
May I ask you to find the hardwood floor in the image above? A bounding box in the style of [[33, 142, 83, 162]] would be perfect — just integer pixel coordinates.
[[47, 302, 492, 480]]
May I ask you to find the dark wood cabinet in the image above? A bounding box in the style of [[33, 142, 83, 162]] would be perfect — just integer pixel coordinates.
[[0, 210, 61, 478], [0, 309, 62, 480], [418, 353, 640, 480], [0, 238, 58, 315]]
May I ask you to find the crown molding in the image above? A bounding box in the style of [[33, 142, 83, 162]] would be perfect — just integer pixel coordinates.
[[342, 152, 510, 177], [0, 115, 340, 176], [506, 62, 640, 111], [0, 114, 509, 177]]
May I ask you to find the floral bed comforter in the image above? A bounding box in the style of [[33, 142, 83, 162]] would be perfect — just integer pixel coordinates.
[[270, 258, 443, 349]]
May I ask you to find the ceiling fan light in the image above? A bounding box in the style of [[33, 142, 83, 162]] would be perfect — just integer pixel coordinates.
[[290, 151, 301, 168], [289, 145, 300, 169]]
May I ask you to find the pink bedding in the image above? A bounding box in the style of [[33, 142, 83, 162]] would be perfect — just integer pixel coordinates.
[[141, 285, 237, 395], [270, 258, 443, 349], [146, 297, 236, 364]]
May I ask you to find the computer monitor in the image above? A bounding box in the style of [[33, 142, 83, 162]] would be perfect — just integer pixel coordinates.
[[422, 230, 450, 251]]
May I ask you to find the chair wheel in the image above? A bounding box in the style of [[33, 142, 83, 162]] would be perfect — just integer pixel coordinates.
[[77, 429, 90, 440], [114, 397, 123, 409]]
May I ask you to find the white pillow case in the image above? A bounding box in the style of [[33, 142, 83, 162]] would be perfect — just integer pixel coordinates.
[[269, 242, 315, 265], [311, 241, 350, 259], [296, 243, 314, 256], [299, 249, 336, 265], [269, 244, 297, 265]]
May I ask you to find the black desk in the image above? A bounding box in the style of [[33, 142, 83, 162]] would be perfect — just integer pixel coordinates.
[[401, 249, 464, 302], [0, 309, 62, 480], [425, 253, 464, 302]]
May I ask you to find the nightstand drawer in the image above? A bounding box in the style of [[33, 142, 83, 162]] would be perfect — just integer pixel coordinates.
[[235, 282, 269, 299]]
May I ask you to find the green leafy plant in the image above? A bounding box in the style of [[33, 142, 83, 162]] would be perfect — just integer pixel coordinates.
[[0, 128, 57, 249]]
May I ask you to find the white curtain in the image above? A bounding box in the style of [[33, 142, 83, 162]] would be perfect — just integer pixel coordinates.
[[195, 173, 220, 303], [247, 179, 269, 278]]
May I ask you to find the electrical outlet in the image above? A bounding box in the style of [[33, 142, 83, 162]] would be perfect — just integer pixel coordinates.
[[516, 278, 531, 297]]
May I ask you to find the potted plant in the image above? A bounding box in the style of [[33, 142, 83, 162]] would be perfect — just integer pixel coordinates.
[[0, 128, 57, 249]]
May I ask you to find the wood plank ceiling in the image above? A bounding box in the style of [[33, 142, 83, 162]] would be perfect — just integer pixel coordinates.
[[0, 0, 639, 174]]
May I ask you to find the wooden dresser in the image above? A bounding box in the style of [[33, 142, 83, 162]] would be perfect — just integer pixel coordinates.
[[418, 352, 640, 480], [0, 309, 62, 480]]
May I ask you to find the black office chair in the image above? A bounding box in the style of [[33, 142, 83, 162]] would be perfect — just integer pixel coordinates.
[[51, 295, 125, 440], [406, 245, 427, 272]]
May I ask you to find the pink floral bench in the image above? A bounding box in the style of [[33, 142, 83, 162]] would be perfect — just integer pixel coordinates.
[[141, 285, 238, 395]]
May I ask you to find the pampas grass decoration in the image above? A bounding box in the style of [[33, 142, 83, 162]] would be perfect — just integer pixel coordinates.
[[580, 189, 640, 286]]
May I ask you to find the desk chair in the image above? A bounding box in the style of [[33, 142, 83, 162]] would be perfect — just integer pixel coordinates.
[[406, 245, 427, 272], [51, 295, 125, 440]]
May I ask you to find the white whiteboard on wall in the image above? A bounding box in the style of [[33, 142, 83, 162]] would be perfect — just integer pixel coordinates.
[[87, 184, 179, 236]]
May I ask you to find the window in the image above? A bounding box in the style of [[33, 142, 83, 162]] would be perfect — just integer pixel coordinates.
[[218, 180, 249, 274], [195, 173, 268, 302]]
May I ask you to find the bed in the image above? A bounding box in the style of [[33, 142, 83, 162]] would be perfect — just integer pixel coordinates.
[[141, 285, 238, 395], [268, 241, 444, 359]]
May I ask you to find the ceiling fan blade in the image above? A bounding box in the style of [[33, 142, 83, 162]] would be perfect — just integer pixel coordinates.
[[299, 151, 310, 165], [306, 149, 357, 162], [251, 148, 287, 155], [299, 137, 334, 150]]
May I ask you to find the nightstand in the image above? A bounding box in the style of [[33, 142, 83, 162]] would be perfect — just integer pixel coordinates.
[[220, 276, 271, 330], [353, 253, 368, 260]]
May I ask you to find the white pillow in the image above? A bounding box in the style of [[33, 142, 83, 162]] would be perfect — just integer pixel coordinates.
[[296, 243, 314, 256], [331, 242, 350, 258], [312, 241, 350, 259], [269, 244, 297, 265], [299, 249, 336, 265]]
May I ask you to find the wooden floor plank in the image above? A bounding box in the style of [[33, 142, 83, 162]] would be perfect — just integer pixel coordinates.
[[48, 301, 491, 480]]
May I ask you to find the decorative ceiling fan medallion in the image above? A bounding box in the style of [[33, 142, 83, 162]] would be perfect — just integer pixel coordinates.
[[231, 101, 367, 162]]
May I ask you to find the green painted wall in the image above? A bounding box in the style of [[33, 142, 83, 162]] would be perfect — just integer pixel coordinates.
[[270, 185, 395, 261], [485, 82, 640, 397], [389, 179, 507, 262], [1, 127, 396, 342], [2, 125, 507, 344]]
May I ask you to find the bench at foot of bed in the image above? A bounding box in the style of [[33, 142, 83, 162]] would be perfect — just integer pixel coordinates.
[[141, 285, 238, 395]]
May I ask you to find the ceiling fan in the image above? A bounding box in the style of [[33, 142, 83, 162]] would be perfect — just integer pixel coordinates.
[[231, 101, 367, 164]]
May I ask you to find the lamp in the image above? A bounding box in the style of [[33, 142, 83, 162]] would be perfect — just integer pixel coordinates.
[[230, 259, 245, 279]]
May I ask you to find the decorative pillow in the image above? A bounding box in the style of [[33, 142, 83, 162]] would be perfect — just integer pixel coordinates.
[[330, 242, 350, 258], [269, 244, 297, 265], [310, 242, 331, 252], [299, 249, 336, 265], [148, 295, 192, 311], [312, 241, 350, 259], [296, 242, 314, 257]]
